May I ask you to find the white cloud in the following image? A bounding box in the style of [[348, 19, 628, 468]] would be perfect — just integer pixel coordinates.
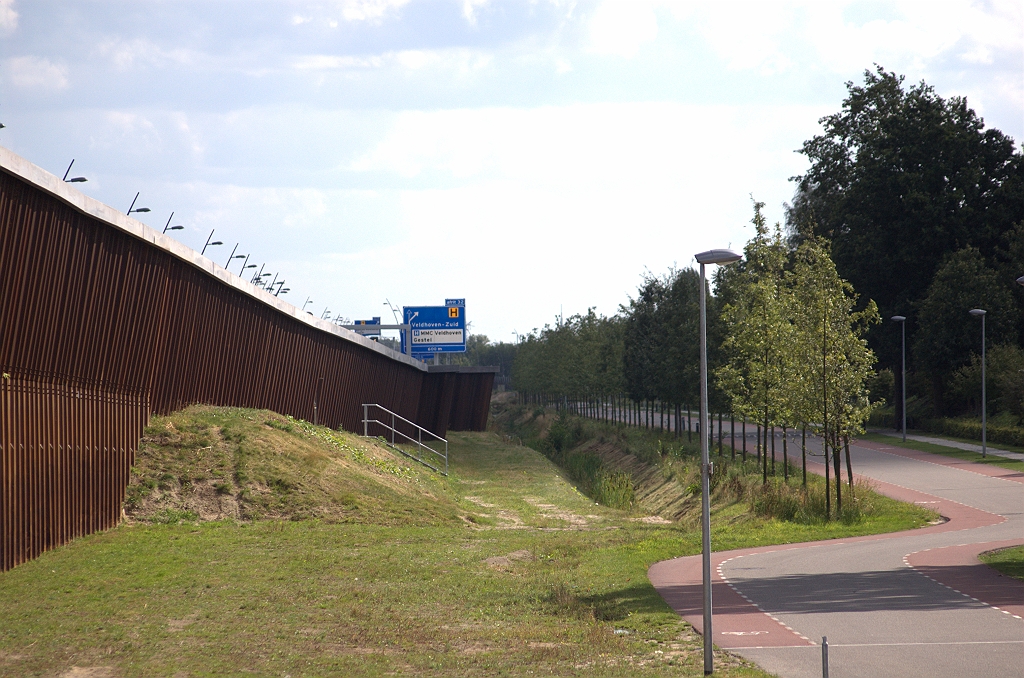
[[153, 181, 404, 259], [94, 111, 162, 151], [698, 2, 796, 73], [462, 0, 490, 24], [960, 44, 993, 65], [234, 101, 822, 335], [293, 47, 491, 76], [337, 0, 410, 22], [688, 1, 1023, 77], [803, 3, 964, 74], [0, 0, 16, 34], [293, 54, 384, 70], [589, 0, 659, 58], [4, 56, 68, 91], [350, 103, 815, 189], [172, 113, 206, 158], [96, 39, 195, 71], [394, 49, 444, 70]]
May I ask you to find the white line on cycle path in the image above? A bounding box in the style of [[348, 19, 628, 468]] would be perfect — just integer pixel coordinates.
[[652, 438, 1024, 678]]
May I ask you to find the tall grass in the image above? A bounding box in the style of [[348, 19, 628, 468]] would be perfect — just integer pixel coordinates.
[[539, 412, 636, 510], [497, 401, 885, 525]]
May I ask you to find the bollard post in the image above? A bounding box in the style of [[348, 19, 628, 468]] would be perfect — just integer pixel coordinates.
[[821, 636, 829, 678]]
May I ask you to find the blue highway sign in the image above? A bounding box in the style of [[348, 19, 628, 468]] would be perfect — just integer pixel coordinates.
[[352, 317, 381, 337], [402, 302, 466, 354]]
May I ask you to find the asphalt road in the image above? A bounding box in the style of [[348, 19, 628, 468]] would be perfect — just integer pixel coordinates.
[[648, 437, 1024, 678]]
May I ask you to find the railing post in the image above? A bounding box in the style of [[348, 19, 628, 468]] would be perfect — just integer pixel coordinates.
[[360, 403, 448, 476]]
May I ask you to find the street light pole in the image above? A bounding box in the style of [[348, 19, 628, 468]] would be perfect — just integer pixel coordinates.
[[969, 309, 986, 457], [694, 248, 741, 675], [891, 316, 907, 442], [201, 229, 223, 256], [162, 212, 184, 234], [126, 192, 151, 216]]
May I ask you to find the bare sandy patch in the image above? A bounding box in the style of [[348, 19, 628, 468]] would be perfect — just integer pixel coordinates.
[[635, 515, 673, 524], [60, 668, 116, 678], [523, 497, 592, 526], [484, 549, 534, 569], [167, 612, 199, 632]]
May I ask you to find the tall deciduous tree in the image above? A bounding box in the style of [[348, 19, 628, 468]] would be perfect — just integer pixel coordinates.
[[511, 310, 624, 400], [788, 66, 1024, 381], [718, 201, 796, 483], [791, 237, 879, 514], [623, 268, 713, 410], [913, 247, 1018, 412]]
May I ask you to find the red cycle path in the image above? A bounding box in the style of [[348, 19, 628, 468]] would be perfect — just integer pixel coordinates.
[[648, 440, 1024, 649]]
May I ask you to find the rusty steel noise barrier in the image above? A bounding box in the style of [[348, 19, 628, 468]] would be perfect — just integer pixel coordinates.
[[362, 403, 448, 476], [1, 369, 149, 571], [0, 145, 496, 571]]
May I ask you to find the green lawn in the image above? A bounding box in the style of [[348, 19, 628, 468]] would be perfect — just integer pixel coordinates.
[[860, 432, 1024, 473], [0, 409, 937, 677], [980, 545, 1024, 582]]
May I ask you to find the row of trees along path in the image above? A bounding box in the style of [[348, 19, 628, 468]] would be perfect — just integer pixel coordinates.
[[513, 201, 878, 518], [520, 390, 825, 478]]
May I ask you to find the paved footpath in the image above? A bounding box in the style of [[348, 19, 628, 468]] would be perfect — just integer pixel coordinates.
[[648, 437, 1024, 678], [873, 429, 1024, 462]]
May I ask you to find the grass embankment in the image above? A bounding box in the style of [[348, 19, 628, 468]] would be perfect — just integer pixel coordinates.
[[0, 404, 935, 677], [123, 407, 452, 526], [980, 545, 1024, 582], [0, 405, 764, 677], [859, 432, 1024, 473], [496, 399, 938, 540]]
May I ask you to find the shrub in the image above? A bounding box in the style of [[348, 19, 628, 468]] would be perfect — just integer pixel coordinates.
[[546, 413, 584, 456], [867, 368, 894, 407], [922, 418, 1024, 447], [749, 479, 802, 521], [746, 476, 870, 524], [594, 471, 635, 510]]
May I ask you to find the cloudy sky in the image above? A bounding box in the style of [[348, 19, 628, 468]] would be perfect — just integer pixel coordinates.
[[1, 1, 1021, 344]]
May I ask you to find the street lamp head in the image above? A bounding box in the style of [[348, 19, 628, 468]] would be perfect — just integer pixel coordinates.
[[694, 248, 742, 266], [1017, 275, 1024, 287], [209, 240, 223, 247], [130, 207, 151, 214], [969, 308, 986, 317], [168, 225, 183, 231], [62, 160, 86, 183], [891, 315, 906, 322]]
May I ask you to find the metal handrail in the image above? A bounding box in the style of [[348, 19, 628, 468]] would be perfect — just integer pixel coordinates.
[[361, 403, 448, 475]]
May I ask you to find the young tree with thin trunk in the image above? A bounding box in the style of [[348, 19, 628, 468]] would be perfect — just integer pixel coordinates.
[[791, 237, 879, 516], [717, 201, 797, 484]]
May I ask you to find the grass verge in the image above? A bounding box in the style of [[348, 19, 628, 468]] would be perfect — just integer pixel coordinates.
[[0, 405, 935, 677], [859, 432, 1024, 473], [497, 400, 938, 533], [979, 545, 1024, 582]]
